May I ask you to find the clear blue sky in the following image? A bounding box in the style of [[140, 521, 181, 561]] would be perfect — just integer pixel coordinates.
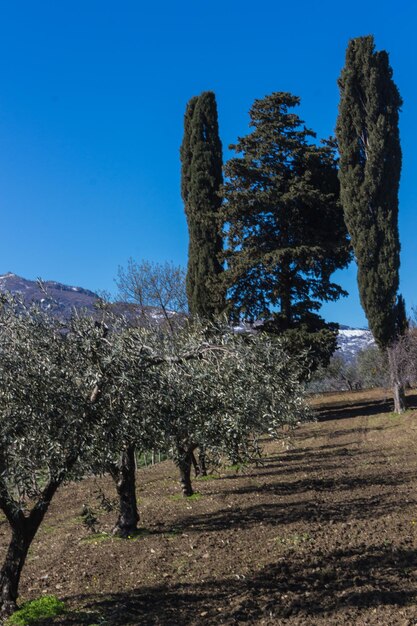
[[0, 0, 415, 327]]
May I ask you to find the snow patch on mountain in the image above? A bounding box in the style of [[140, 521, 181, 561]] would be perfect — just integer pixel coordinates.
[[336, 328, 375, 361]]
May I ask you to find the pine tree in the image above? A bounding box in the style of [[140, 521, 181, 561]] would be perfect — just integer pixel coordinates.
[[180, 91, 224, 318], [223, 92, 351, 368], [336, 35, 405, 411]]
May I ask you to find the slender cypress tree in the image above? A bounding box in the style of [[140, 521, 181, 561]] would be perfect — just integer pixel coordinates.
[[222, 92, 351, 368], [180, 91, 225, 318], [336, 35, 405, 411]]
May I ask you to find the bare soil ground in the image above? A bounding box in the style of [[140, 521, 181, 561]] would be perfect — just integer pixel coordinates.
[[6, 388, 417, 625]]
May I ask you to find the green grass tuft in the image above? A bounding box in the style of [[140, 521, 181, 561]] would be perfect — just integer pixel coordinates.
[[187, 492, 203, 500], [81, 532, 111, 544], [6, 595, 65, 625], [274, 532, 312, 550]]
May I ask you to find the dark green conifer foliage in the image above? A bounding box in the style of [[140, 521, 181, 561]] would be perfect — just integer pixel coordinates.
[[336, 35, 403, 350], [222, 92, 351, 366], [180, 96, 198, 208], [180, 91, 224, 318]]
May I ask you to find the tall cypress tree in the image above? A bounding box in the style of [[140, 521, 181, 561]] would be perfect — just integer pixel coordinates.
[[336, 35, 405, 411], [180, 91, 224, 319], [223, 92, 351, 368]]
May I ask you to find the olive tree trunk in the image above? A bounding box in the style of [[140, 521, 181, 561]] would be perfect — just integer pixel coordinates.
[[0, 480, 61, 619], [198, 447, 208, 477], [387, 345, 406, 414], [109, 446, 139, 538], [0, 525, 34, 618], [177, 446, 194, 497], [189, 446, 207, 478], [190, 450, 200, 477]]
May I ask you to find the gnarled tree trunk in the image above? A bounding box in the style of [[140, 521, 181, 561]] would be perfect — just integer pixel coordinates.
[[0, 479, 62, 619], [109, 445, 139, 537], [0, 524, 34, 618]]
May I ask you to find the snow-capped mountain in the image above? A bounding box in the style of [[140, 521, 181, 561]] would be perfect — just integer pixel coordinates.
[[234, 320, 375, 360], [0, 273, 375, 359], [0, 273, 181, 323], [336, 326, 375, 361]]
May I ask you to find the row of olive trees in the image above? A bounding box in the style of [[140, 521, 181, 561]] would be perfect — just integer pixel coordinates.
[[0, 293, 309, 619]]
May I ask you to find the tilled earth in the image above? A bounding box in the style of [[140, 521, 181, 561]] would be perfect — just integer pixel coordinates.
[[4, 389, 417, 625]]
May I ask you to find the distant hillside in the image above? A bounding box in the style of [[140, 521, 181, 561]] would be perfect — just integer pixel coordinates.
[[0, 273, 375, 358], [0, 273, 181, 324], [0, 272, 100, 317]]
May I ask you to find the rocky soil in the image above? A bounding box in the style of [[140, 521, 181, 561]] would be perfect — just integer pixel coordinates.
[[4, 388, 417, 625]]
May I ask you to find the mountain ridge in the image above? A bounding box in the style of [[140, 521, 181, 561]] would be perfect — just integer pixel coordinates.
[[0, 273, 375, 358], [0, 272, 100, 317]]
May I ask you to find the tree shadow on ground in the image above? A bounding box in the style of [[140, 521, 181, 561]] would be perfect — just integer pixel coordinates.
[[173, 490, 416, 532], [315, 390, 417, 422], [259, 439, 384, 462], [218, 446, 390, 483], [49, 543, 417, 625], [250, 444, 370, 466], [213, 469, 415, 499]]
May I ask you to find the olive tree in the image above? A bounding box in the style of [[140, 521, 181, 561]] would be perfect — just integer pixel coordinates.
[[95, 313, 309, 533], [98, 322, 174, 537], [97, 317, 229, 533], [154, 325, 310, 496], [105, 259, 189, 534], [105, 320, 224, 502], [213, 332, 310, 463], [0, 296, 117, 618]]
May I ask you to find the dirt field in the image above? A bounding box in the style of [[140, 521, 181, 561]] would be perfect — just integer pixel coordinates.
[[5, 388, 417, 625]]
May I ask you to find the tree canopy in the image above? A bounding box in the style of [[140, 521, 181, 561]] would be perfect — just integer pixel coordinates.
[[222, 92, 351, 367]]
